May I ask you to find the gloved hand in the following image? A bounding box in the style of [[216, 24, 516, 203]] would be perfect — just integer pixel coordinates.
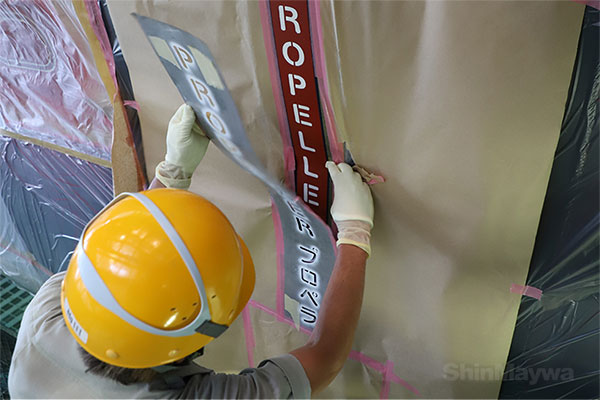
[[326, 161, 374, 256], [155, 104, 209, 189]]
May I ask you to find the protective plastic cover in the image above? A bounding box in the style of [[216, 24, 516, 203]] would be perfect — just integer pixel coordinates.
[[500, 7, 599, 398], [107, 1, 583, 398], [0, 0, 113, 161], [0, 135, 112, 294], [0, 0, 140, 295]]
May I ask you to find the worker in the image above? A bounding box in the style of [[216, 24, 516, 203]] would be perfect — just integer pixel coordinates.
[[8, 104, 374, 398]]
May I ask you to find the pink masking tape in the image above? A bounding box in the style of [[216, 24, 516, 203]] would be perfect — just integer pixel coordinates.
[[367, 177, 385, 185], [379, 360, 394, 399], [349, 350, 385, 373], [241, 306, 255, 367], [510, 283, 543, 300], [123, 100, 140, 111], [388, 368, 422, 397], [83, 0, 119, 98], [270, 201, 286, 317], [284, 147, 295, 173], [248, 300, 312, 335], [353, 165, 386, 185], [348, 351, 421, 397], [249, 301, 420, 396]]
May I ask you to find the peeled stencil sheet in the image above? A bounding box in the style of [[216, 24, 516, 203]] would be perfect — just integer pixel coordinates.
[[133, 15, 337, 334]]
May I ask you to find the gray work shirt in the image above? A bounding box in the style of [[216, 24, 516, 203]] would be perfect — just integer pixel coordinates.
[[8, 273, 311, 399]]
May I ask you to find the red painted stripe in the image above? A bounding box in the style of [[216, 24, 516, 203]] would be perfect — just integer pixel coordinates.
[[241, 306, 255, 367], [267, 0, 329, 220]]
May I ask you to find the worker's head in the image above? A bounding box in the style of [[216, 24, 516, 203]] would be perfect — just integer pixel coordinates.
[[60, 189, 255, 369]]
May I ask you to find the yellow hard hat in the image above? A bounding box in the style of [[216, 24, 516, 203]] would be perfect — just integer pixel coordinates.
[[60, 188, 255, 368]]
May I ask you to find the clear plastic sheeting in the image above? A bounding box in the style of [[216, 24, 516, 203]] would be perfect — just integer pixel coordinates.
[[500, 7, 599, 398], [0, 195, 49, 295], [0, 0, 113, 161], [0, 135, 112, 293]]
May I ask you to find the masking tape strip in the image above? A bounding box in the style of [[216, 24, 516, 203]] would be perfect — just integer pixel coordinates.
[[382, 360, 421, 398], [510, 283, 543, 300], [271, 201, 286, 317], [241, 306, 256, 368], [349, 350, 386, 373], [82, 0, 119, 101], [353, 165, 386, 186], [123, 100, 141, 111], [77, 0, 146, 192], [348, 352, 421, 398], [249, 300, 312, 335], [246, 300, 421, 397], [0, 129, 111, 168], [380, 360, 394, 399]]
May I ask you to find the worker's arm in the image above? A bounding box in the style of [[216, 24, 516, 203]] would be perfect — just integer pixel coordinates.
[[152, 104, 209, 190], [291, 162, 374, 394]]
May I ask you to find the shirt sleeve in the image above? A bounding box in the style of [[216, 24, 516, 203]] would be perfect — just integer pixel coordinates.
[[179, 354, 311, 399]]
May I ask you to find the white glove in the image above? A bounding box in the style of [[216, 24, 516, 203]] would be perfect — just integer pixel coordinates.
[[155, 104, 209, 189], [326, 161, 374, 256]]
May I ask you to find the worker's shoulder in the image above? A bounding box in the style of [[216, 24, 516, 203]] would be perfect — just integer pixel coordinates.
[[30, 271, 65, 310], [20, 272, 66, 334]]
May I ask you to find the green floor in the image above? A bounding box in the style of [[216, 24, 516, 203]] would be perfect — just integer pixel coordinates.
[[0, 275, 33, 399]]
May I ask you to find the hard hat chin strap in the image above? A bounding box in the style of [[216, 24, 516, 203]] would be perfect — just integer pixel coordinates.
[[73, 192, 236, 338]]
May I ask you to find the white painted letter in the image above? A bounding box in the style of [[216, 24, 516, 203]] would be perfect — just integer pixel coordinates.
[[298, 131, 316, 152], [293, 104, 312, 127], [303, 156, 318, 179], [282, 41, 305, 67], [303, 183, 319, 206], [278, 5, 301, 33], [288, 73, 306, 96]]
